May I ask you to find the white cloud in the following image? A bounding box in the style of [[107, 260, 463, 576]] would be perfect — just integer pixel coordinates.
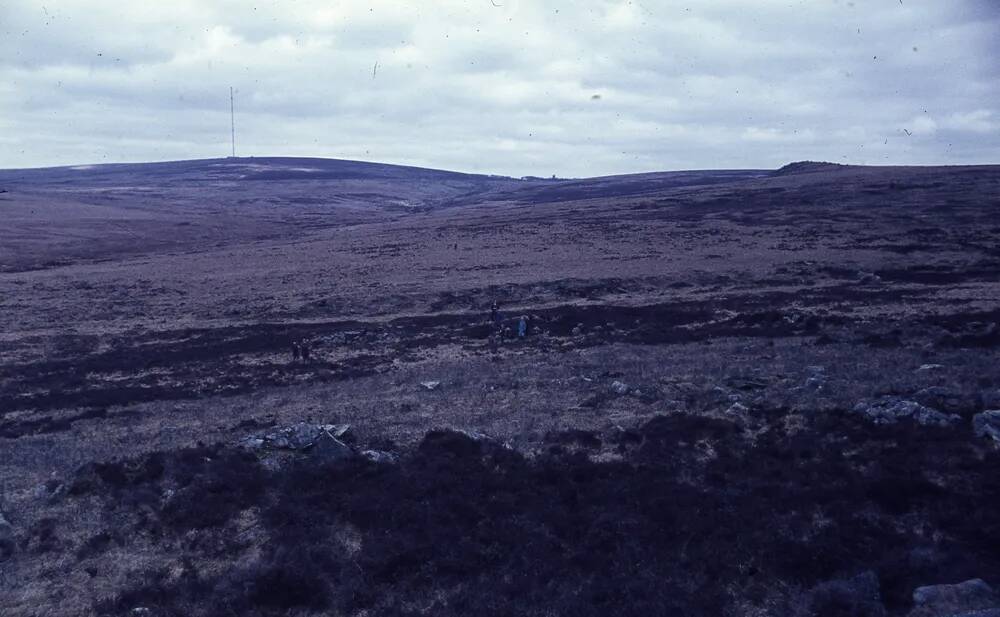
[[0, 0, 998, 175], [943, 110, 998, 133]]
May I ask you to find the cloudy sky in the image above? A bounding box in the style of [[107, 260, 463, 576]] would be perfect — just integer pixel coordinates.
[[1, 1, 998, 176]]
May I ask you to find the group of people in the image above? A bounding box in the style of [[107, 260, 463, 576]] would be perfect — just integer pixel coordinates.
[[490, 300, 528, 351], [286, 301, 525, 363], [290, 340, 311, 362]]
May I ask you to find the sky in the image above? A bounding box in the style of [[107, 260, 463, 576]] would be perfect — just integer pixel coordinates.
[[1, 1, 998, 177]]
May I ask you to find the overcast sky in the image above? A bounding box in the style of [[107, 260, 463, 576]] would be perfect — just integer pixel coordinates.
[[1, 1, 998, 176]]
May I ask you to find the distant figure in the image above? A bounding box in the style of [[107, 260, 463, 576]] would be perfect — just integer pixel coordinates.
[[300, 342, 311, 362], [490, 300, 500, 325], [518, 315, 527, 338], [291, 342, 301, 361]]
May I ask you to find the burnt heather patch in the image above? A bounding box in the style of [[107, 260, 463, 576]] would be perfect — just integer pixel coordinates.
[[59, 413, 1000, 616]]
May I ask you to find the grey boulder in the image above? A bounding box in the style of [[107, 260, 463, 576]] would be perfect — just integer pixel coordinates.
[[308, 432, 355, 461], [242, 422, 354, 456], [361, 450, 399, 464], [610, 380, 630, 395], [851, 397, 960, 427], [973, 411, 1000, 444], [909, 578, 999, 617]]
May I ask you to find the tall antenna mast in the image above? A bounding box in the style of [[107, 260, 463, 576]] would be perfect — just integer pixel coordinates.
[[229, 86, 236, 158]]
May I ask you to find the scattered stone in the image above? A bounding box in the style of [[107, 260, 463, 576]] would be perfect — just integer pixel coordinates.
[[269, 422, 327, 449], [910, 578, 999, 617], [973, 411, 1000, 444], [607, 424, 643, 445], [453, 428, 495, 443], [241, 423, 355, 457], [851, 397, 960, 427], [726, 402, 749, 415], [130, 608, 151, 616], [361, 450, 399, 464], [239, 437, 265, 450], [420, 380, 442, 391], [807, 365, 826, 374], [917, 364, 944, 372], [858, 271, 882, 284], [805, 376, 826, 391], [914, 387, 969, 414], [308, 432, 354, 462], [324, 424, 352, 440], [610, 381, 629, 395], [811, 570, 886, 617]]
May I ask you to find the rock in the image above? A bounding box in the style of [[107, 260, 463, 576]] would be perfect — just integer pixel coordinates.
[[805, 376, 826, 391], [726, 402, 749, 415], [973, 411, 1000, 444], [273, 422, 325, 449], [917, 364, 945, 372], [420, 380, 441, 391], [858, 271, 883, 284], [807, 365, 826, 375], [607, 425, 643, 445], [811, 570, 887, 617], [130, 609, 151, 616], [239, 437, 265, 450], [914, 387, 969, 414], [610, 380, 630, 395], [910, 579, 999, 617], [361, 450, 399, 464], [320, 424, 352, 440], [851, 397, 961, 427], [247, 422, 355, 452], [453, 428, 495, 444], [705, 385, 731, 404], [308, 432, 354, 462]]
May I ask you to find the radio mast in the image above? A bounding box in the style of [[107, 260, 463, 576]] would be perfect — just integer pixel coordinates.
[[229, 86, 236, 158]]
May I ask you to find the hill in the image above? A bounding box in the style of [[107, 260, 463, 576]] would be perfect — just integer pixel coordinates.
[[2, 157, 1000, 616]]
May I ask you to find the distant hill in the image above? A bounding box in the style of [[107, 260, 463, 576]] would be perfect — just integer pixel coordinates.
[[775, 161, 848, 175], [0, 156, 507, 186]]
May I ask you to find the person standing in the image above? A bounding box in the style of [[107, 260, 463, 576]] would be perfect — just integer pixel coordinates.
[[518, 315, 527, 338]]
